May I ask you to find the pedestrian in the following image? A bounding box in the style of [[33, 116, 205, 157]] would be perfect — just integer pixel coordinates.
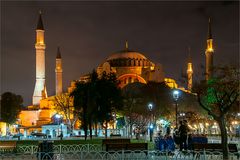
[[166, 124, 171, 136], [154, 130, 164, 150], [173, 128, 180, 145], [178, 120, 189, 151], [135, 127, 140, 140]]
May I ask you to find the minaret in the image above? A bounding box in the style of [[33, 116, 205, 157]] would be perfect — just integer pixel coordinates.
[[205, 18, 214, 81], [55, 47, 63, 95], [187, 47, 193, 91], [32, 11, 47, 105], [125, 40, 128, 51]]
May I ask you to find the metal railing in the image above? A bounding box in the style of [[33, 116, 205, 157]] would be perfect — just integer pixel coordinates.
[[0, 144, 239, 160]]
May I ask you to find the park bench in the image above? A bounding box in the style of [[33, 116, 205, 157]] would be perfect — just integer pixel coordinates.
[[0, 141, 17, 153], [110, 134, 121, 138], [192, 143, 238, 153], [102, 138, 130, 150], [192, 143, 239, 158]]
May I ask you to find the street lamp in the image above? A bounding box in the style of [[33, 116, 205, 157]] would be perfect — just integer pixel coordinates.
[[148, 103, 154, 142], [173, 90, 179, 128]]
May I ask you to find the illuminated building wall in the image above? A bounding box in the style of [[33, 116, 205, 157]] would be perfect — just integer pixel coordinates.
[[0, 122, 6, 136], [164, 78, 178, 89], [18, 110, 39, 127]]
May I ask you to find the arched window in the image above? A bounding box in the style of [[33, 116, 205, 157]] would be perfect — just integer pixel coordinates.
[[46, 129, 50, 135], [129, 77, 132, 83], [128, 59, 131, 66], [52, 130, 56, 137]]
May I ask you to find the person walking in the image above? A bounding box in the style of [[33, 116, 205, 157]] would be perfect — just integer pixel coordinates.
[[178, 120, 189, 151]]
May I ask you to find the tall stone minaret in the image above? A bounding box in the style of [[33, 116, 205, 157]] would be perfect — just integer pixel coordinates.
[[205, 18, 214, 81], [32, 12, 47, 105], [55, 47, 63, 95], [187, 48, 193, 91]]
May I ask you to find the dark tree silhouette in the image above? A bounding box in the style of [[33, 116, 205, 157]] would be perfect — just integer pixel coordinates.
[[71, 81, 89, 140], [193, 66, 239, 160], [95, 72, 123, 138], [71, 71, 123, 139], [1, 92, 23, 125], [122, 82, 146, 137]]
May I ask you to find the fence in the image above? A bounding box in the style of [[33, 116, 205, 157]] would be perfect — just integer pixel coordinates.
[[0, 144, 239, 160]]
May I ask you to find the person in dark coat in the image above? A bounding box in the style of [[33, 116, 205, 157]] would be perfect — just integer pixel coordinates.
[[178, 120, 189, 151], [173, 128, 180, 145]]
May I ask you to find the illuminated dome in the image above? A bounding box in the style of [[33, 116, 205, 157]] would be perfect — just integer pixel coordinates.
[[107, 50, 148, 61], [106, 48, 153, 67]]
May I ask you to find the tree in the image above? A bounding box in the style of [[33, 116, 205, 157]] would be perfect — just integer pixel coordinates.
[[95, 72, 123, 138], [122, 81, 177, 137], [71, 71, 123, 139], [71, 81, 90, 140], [54, 93, 78, 136], [141, 81, 173, 121], [193, 66, 239, 160], [122, 82, 146, 137], [1, 92, 23, 125]]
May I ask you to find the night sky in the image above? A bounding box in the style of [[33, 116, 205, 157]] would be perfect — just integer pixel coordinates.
[[1, 1, 239, 105]]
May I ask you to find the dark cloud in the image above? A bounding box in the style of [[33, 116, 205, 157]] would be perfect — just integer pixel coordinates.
[[1, 1, 239, 105]]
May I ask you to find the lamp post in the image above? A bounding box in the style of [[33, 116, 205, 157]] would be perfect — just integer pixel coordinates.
[[148, 103, 154, 142], [173, 90, 179, 129]]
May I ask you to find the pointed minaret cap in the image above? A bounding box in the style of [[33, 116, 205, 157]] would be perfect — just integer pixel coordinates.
[[207, 17, 212, 39], [37, 10, 44, 30], [56, 47, 61, 59], [125, 40, 128, 51]]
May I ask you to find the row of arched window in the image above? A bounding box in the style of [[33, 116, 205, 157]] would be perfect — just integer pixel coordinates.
[[108, 58, 152, 67]]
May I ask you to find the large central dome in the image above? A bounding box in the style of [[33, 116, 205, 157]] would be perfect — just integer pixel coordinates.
[[107, 50, 148, 61], [103, 42, 154, 68], [94, 41, 165, 88]]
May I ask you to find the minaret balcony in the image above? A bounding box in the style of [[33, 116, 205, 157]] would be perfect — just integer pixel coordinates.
[[35, 44, 46, 49]]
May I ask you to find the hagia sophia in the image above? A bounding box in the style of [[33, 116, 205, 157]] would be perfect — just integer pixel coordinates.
[[0, 12, 214, 137]]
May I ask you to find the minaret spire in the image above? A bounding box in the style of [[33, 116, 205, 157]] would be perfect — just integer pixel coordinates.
[[187, 47, 193, 91], [187, 47, 192, 63], [55, 47, 63, 95], [205, 17, 214, 81], [56, 47, 61, 59], [37, 11, 44, 30], [208, 17, 212, 39], [33, 11, 47, 105], [125, 40, 128, 51]]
